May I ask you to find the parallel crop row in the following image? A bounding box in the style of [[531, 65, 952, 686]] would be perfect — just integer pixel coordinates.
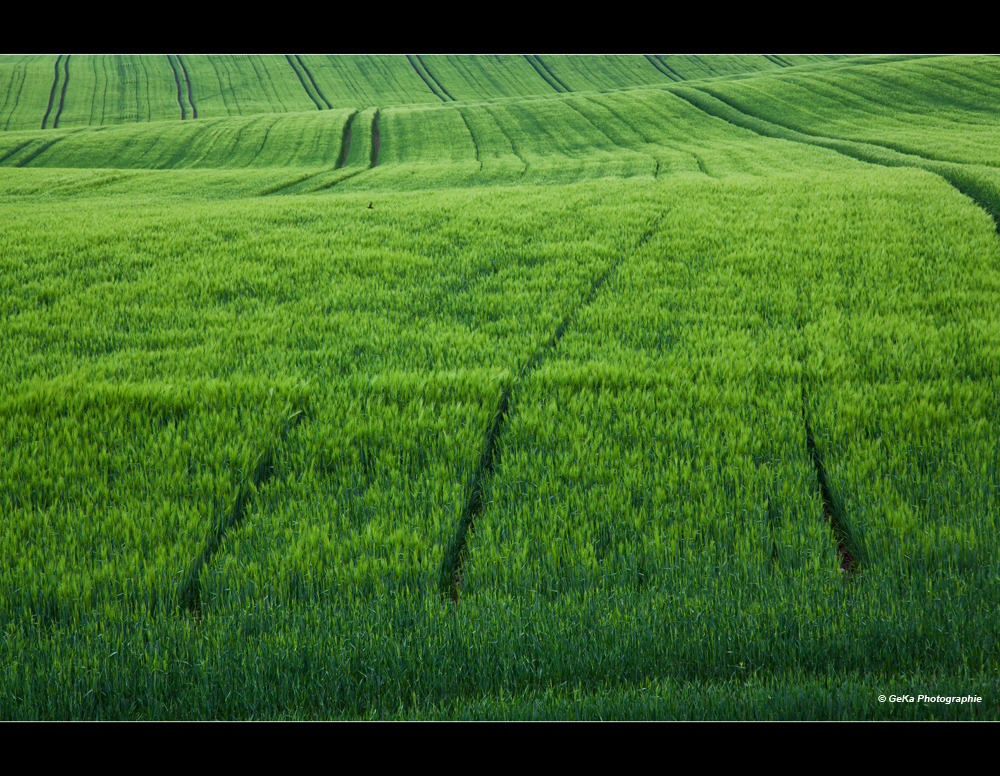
[[0, 54, 857, 130]]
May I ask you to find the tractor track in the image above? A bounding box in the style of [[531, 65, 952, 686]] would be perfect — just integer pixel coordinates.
[[414, 55, 454, 101], [295, 55, 332, 109], [406, 55, 448, 101], [40, 56, 62, 129], [644, 54, 679, 81], [370, 109, 380, 167], [176, 56, 198, 119], [670, 84, 1000, 233], [440, 215, 665, 601], [51, 55, 70, 129], [457, 107, 481, 169], [336, 110, 359, 168], [286, 55, 323, 110], [654, 56, 684, 82], [801, 382, 858, 576], [524, 54, 569, 93], [167, 55, 186, 119], [178, 409, 308, 617]]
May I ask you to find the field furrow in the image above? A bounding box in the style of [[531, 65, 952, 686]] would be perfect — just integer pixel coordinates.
[[167, 55, 187, 120], [40, 56, 62, 130], [2, 53, 999, 720], [407, 55, 448, 101]]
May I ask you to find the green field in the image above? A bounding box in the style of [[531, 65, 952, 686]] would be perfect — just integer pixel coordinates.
[[2, 54, 998, 720]]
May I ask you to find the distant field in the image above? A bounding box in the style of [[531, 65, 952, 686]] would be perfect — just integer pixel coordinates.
[[1, 54, 998, 720]]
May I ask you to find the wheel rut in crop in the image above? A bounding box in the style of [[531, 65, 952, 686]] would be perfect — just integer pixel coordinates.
[[524, 55, 569, 93], [371, 109, 381, 167], [415, 56, 455, 101], [310, 167, 370, 192], [167, 55, 187, 119], [286, 55, 323, 110], [672, 85, 1000, 235], [653, 56, 684, 82], [13, 134, 75, 167], [259, 170, 325, 196], [295, 56, 332, 109], [457, 108, 481, 170], [440, 217, 665, 601], [40, 56, 62, 129], [176, 56, 198, 118], [178, 408, 308, 617], [644, 54, 679, 81], [407, 55, 448, 101], [691, 152, 712, 177], [801, 383, 858, 576], [336, 110, 359, 168], [0, 139, 35, 165], [51, 55, 70, 129]]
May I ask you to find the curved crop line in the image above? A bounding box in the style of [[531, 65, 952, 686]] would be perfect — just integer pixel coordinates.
[[14, 134, 70, 167], [213, 57, 240, 116], [241, 114, 276, 169], [561, 96, 627, 149], [481, 104, 528, 176], [457, 107, 481, 170], [167, 55, 186, 120], [0, 64, 18, 125], [654, 56, 684, 82], [40, 55, 61, 129], [176, 56, 198, 119], [560, 96, 660, 175], [250, 117, 281, 167], [0, 139, 36, 165], [336, 109, 359, 168], [583, 95, 678, 175], [312, 167, 369, 192], [295, 56, 332, 109], [229, 115, 269, 167], [767, 75, 1000, 169], [52, 55, 70, 129], [136, 54, 153, 122], [405, 55, 445, 101], [414, 55, 455, 101], [129, 122, 170, 168], [644, 54, 679, 81], [178, 408, 309, 617], [286, 55, 322, 110], [691, 55, 722, 78], [259, 169, 328, 196], [440, 214, 665, 601], [103, 127, 144, 169], [370, 109, 381, 168], [247, 55, 290, 114], [523, 54, 564, 93], [676, 84, 1000, 233], [533, 56, 571, 93], [49, 171, 130, 196], [689, 150, 713, 178], [802, 388, 859, 576], [3, 64, 27, 130]]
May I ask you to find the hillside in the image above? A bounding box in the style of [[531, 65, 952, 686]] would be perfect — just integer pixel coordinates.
[[1, 54, 998, 721]]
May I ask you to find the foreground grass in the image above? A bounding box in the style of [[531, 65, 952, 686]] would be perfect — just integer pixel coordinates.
[[2, 55, 999, 719]]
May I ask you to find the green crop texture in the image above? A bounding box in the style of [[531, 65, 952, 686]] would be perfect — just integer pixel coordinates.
[[1, 54, 998, 720]]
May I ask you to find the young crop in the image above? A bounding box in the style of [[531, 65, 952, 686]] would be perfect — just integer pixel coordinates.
[[1, 54, 998, 720]]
